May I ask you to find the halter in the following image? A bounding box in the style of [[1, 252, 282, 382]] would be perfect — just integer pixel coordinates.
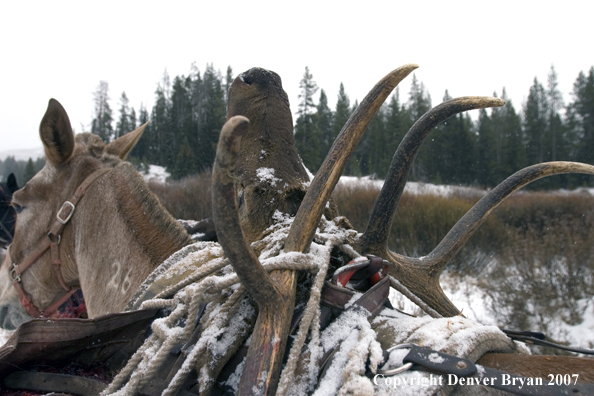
[[7, 167, 111, 318]]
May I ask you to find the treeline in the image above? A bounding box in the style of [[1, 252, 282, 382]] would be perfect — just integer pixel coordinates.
[[92, 64, 231, 180], [294, 66, 594, 189], [90, 63, 594, 189], [0, 156, 44, 186]]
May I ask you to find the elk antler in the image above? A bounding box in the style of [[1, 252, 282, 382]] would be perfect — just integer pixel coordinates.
[[212, 115, 293, 395], [285, 63, 419, 252], [213, 65, 418, 395], [358, 96, 594, 317], [212, 115, 281, 305]]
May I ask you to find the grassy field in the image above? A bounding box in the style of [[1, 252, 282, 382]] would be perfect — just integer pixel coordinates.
[[149, 171, 594, 351]]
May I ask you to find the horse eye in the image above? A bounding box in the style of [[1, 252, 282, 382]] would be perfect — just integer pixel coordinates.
[[12, 204, 24, 214]]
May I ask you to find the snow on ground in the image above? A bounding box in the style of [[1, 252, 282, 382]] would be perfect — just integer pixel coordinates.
[[0, 147, 45, 162], [141, 164, 169, 183], [338, 175, 487, 198], [0, 329, 12, 346]]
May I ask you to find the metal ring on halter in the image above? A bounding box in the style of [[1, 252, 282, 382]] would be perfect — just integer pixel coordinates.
[[47, 232, 61, 245], [376, 343, 416, 376], [10, 263, 21, 283]]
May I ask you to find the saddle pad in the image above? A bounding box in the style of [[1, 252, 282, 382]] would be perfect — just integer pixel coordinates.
[[0, 309, 159, 382]]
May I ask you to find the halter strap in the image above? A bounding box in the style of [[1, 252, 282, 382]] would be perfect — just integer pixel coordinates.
[[10, 167, 111, 318]]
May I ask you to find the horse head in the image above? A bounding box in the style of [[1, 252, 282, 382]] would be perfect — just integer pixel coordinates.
[[0, 99, 191, 329]]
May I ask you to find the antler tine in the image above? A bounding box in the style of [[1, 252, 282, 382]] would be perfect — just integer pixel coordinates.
[[380, 162, 594, 318], [212, 115, 300, 395], [359, 96, 505, 254], [212, 115, 281, 307], [285, 63, 418, 253], [356, 96, 505, 318], [420, 161, 594, 281]]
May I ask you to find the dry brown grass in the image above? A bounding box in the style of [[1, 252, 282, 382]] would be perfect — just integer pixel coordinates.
[[148, 170, 212, 221], [149, 171, 594, 349]]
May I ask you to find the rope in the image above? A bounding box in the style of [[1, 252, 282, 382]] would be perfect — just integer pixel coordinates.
[[102, 215, 360, 396], [276, 237, 336, 396]]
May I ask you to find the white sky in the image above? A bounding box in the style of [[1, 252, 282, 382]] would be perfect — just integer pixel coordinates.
[[1, 0, 593, 152]]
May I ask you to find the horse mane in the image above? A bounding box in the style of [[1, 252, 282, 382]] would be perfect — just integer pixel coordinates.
[[111, 162, 192, 265], [75, 132, 192, 266]]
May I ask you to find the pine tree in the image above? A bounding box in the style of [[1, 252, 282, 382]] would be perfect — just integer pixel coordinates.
[[405, 74, 432, 180], [297, 66, 318, 119], [294, 67, 320, 172], [381, 90, 407, 178], [523, 78, 548, 165], [572, 67, 594, 166], [150, 85, 171, 166], [129, 108, 137, 131], [333, 83, 351, 139], [546, 66, 564, 162], [195, 64, 226, 172], [169, 75, 194, 177], [129, 103, 150, 171], [427, 91, 476, 184], [91, 81, 114, 142], [172, 137, 195, 180], [23, 158, 36, 183], [476, 107, 496, 186], [360, 104, 387, 177], [115, 92, 131, 139], [224, 65, 234, 104], [314, 89, 333, 169], [499, 94, 525, 177]]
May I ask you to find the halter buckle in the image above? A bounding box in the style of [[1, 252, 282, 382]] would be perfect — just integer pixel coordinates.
[[57, 201, 75, 225], [10, 262, 21, 283]]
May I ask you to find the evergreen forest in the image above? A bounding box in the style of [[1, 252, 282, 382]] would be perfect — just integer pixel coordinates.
[[3, 63, 594, 190]]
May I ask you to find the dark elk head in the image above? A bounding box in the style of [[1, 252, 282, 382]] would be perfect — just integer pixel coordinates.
[[213, 65, 594, 395], [226, 68, 313, 242]]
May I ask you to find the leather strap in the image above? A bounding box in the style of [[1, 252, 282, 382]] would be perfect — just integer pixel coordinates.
[[379, 344, 594, 396], [4, 371, 107, 395], [10, 167, 111, 318], [503, 329, 594, 356]]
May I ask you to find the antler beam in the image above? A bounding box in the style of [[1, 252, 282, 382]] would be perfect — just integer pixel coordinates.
[[212, 115, 297, 396], [358, 95, 594, 318], [285, 64, 419, 253]]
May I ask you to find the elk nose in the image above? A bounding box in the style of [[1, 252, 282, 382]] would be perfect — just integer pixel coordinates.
[[240, 67, 281, 87]]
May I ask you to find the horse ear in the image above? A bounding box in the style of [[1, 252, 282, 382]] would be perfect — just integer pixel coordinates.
[[105, 121, 149, 160], [39, 99, 75, 166], [7, 173, 18, 192]]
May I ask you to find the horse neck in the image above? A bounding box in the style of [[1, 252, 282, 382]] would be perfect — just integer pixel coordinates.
[[71, 162, 192, 316]]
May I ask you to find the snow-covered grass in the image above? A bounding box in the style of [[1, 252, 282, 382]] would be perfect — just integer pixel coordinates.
[[141, 164, 170, 183], [338, 175, 487, 198], [0, 147, 44, 162]]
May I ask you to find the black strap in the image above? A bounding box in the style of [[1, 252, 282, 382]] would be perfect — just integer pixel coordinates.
[[380, 344, 594, 396], [503, 329, 594, 356], [4, 371, 107, 395]]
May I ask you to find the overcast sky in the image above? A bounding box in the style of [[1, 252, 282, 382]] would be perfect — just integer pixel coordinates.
[[1, 1, 593, 154]]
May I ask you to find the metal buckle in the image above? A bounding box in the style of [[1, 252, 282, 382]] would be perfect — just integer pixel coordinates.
[[376, 343, 416, 376], [56, 201, 75, 224], [47, 231, 61, 245], [10, 263, 21, 283]]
